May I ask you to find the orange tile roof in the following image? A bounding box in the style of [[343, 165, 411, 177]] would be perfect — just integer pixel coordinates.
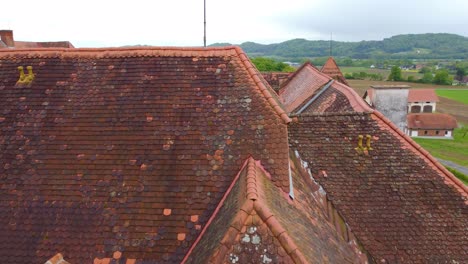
[[407, 89, 439, 102], [0, 46, 291, 262], [320, 57, 349, 85], [280, 62, 372, 114], [407, 113, 457, 129], [289, 111, 467, 263]]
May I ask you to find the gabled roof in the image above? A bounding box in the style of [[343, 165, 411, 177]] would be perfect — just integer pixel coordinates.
[[365, 88, 440, 104], [320, 57, 349, 85], [279, 62, 371, 114], [184, 157, 367, 263], [407, 89, 439, 102], [0, 46, 291, 263], [289, 111, 468, 263], [407, 113, 457, 129]]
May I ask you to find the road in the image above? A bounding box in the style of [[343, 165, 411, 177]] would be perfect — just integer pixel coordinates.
[[437, 158, 468, 176]]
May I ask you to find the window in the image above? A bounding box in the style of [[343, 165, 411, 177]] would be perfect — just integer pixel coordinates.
[[424, 131, 428, 135], [436, 130, 439, 135], [423, 105, 433, 113], [445, 131, 448, 135]]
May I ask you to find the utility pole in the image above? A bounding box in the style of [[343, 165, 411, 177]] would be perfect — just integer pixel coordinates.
[[330, 32, 332, 57], [204, 0, 206, 47]]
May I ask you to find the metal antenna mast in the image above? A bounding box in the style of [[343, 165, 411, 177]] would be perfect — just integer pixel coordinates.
[[204, 0, 206, 47], [330, 32, 333, 56]]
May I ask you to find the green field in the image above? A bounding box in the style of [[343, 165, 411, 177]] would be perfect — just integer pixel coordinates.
[[413, 128, 468, 167], [436, 89, 468, 105], [341, 66, 425, 81]]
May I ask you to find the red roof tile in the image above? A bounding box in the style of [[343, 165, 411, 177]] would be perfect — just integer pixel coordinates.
[[0, 46, 290, 263], [289, 112, 468, 263], [407, 113, 457, 129], [320, 57, 349, 85], [407, 89, 439, 102]]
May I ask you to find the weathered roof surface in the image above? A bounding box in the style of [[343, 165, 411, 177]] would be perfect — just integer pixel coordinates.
[[279, 62, 330, 113], [0, 46, 290, 263], [280, 62, 372, 114], [13, 41, 75, 49], [407, 89, 439, 102], [184, 157, 367, 263], [289, 112, 468, 263], [407, 113, 458, 129], [261, 72, 293, 93], [320, 57, 349, 85]]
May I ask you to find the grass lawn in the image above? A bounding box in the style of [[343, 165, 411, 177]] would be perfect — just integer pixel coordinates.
[[413, 127, 468, 167], [436, 89, 468, 105]]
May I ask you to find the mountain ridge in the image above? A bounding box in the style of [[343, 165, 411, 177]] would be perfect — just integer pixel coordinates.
[[210, 33, 468, 61]]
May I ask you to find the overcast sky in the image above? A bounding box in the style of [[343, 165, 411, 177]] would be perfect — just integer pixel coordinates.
[[1, 0, 467, 47]]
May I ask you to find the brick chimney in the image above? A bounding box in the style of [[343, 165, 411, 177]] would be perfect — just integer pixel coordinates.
[[0, 30, 15, 47]]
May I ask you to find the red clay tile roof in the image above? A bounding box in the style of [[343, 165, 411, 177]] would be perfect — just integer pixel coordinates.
[[279, 62, 332, 113], [184, 157, 367, 263], [407, 89, 439, 102], [289, 112, 468, 263], [320, 57, 349, 85], [280, 62, 372, 114], [407, 113, 457, 129], [0, 46, 291, 263], [365, 88, 440, 104], [261, 72, 293, 93]]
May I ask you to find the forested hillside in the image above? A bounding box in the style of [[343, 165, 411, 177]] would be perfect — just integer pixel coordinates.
[[211, 33, 468, 61]]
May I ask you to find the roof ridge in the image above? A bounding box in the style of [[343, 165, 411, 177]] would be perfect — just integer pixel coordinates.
[[372, 111, 468, 195], [205, 158, 308, 263], [0, 46, 240, 58], [332, 81, 374, 112], [233, 46, 291, 124]]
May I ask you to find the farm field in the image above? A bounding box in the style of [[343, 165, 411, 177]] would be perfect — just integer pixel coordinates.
[[340, 67, 423, 80], [436, 89, 468, 105], [413, 128, 468, 167]]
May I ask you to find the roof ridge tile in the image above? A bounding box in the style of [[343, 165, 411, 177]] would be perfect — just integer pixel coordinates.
[[233, 46, 291, 124]]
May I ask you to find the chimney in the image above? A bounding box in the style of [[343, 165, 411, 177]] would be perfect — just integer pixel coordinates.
[[0, 30, 15, 47]]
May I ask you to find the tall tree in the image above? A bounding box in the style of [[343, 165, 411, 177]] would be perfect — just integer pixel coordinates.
[[433, 69, 452, 85], [387, 66, 403, 81]]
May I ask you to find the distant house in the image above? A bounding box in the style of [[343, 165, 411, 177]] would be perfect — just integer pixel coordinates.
[[407, 89, 439, 113], [364, 87, 440, 113], [407, 113, 457, 138], [363, 85, 410, 131], [460, 76, 468, 85], [363, 86, 457, 138], [0, 30, 74, 49]]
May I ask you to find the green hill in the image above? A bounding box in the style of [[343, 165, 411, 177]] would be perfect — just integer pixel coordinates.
[[211, 33, 468, 61]]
